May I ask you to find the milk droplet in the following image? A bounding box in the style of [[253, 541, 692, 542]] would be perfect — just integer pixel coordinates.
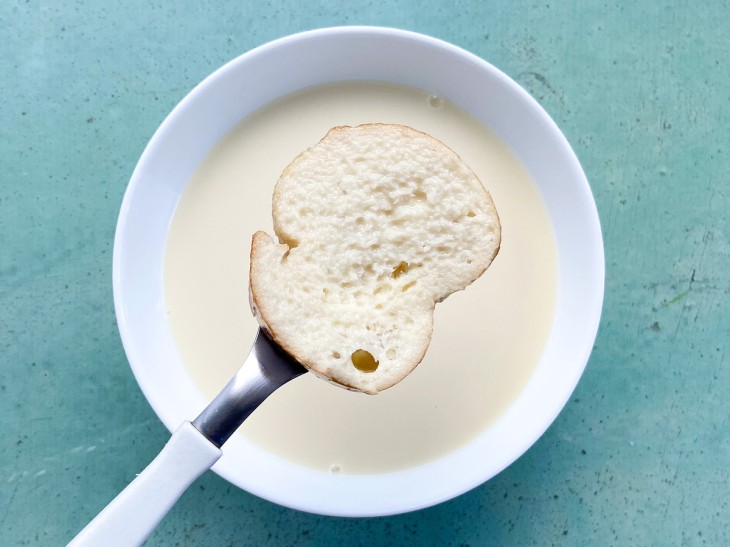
[[428, 95, 444, 108]]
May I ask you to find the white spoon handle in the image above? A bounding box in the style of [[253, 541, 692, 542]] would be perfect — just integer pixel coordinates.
[[70, 331, 305, 545], [69, 422, 221, 547]]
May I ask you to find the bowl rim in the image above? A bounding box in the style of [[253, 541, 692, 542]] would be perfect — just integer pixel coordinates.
[[113, 25, 604, 516]]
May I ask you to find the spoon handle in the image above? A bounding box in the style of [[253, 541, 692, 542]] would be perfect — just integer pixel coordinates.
[[69, 330, 306, 546], [193, 329, 307, 447], [68, 422, 220, 547]]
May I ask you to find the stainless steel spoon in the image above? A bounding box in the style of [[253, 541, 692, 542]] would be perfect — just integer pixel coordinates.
[[69, 329, 306, 547]]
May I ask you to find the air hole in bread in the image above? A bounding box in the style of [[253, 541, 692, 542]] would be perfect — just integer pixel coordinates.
[[351, 349, 379, 373], [386, 349, 396, 360], [436, 246, 451, 253], [355, 217, 365, 225], [331, 351, 341, 359], [467, 211, 476, 217], [402, 280, 417, 292], [279, 235, 299, 248], [412, 189, 427, 201], [391, 261, 410, 278], [299, 207, 313, 216], [370, 244, 381, 251], [374, 284, 390, 295]]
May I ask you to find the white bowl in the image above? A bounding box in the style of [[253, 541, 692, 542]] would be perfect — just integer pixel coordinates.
[[113, 27, 604, 517]]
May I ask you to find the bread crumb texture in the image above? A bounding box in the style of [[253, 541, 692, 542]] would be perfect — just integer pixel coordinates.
[[250, 124, 500, 393]]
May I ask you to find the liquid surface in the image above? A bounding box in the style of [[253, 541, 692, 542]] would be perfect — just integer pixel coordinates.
[[164, 82, 558, 474]]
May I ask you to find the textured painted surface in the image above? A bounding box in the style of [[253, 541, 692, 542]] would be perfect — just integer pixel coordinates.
[[1, 1, 728, 545]]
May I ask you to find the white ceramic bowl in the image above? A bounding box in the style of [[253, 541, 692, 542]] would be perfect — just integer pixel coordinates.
[[113, 27, 604, 516]]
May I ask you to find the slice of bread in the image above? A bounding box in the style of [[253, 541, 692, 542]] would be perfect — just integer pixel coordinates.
[[249, 124, 501, 394]]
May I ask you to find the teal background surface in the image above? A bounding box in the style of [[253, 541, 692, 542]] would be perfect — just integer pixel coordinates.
[[1, 1, 728, 545]]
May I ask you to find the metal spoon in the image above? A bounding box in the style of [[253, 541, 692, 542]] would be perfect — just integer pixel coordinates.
[[69, 329, 306, 547]]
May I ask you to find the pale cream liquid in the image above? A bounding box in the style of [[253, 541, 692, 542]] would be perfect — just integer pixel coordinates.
[[164, 82, 557, 475]]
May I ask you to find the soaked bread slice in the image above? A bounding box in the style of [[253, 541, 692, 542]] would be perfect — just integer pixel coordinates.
[[249, 124, 501, 394]]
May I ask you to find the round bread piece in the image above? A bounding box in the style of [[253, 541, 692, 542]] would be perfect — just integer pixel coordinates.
[[249, 124, 501, 394]]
